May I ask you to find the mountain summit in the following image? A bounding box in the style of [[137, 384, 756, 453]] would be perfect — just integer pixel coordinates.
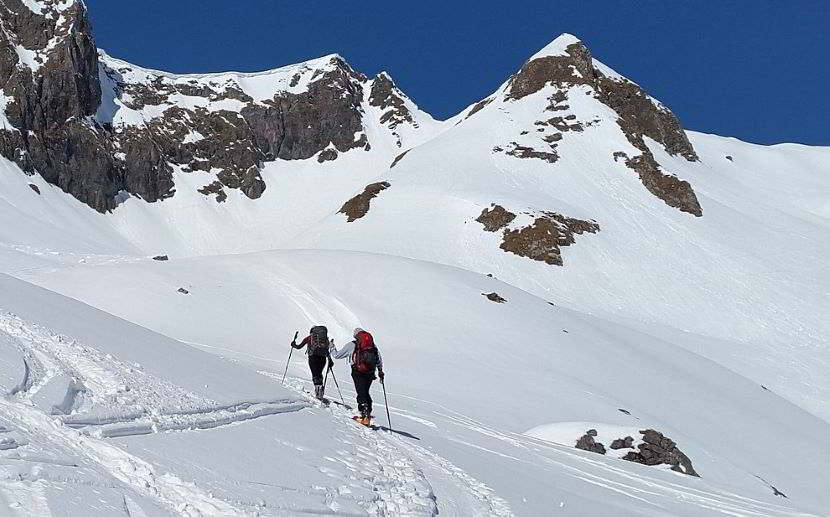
[[0, 3, 829, 516], [1, 1, 696, 216], [0, 0, 441, 210]]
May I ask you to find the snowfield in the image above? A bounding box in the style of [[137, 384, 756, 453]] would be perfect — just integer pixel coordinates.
[[0, 24, 828, 516]]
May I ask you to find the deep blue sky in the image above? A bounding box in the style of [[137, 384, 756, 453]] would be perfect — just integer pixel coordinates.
[[84, 1, 829, 145]]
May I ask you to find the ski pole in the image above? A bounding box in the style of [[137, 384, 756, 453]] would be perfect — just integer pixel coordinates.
[[281, 331, 298, 385], [381, 378, 392, 430], [329, 365, 346, 406]]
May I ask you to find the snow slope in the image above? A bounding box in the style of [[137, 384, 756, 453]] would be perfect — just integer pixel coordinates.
[[0, 26, 828, 516], [2, 249, 827, 516]]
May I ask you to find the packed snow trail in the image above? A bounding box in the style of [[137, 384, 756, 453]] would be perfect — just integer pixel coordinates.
[[273, 373, 514, 516], [0, 397, 247, 516], [0, 311, 308, 516]]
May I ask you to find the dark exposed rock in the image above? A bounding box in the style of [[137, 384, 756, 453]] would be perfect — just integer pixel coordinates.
[[369, 72, 414, 131], [503, 39, 701, 216], [28, 184, 40, 195], [725, 155, 733, 161], [317, 148, 338, 163], [0, 2, 379, 212], [503, 142, 558, 163], [624, 153, 702, 216], [482, 292, 506, 303], [587, 429, 598, 437], [621, 429, 699, 477], [576, 431, 606, 454], [618, 408, 632, 415], [610, 436, 635, 450], [390, 149, 410, 168], [595, 75, 698, 162], [198, 181, 227, 203], [339, 181, 390, 222], [465, 98, 493, 119], [177, 287, 189, 295], [0, 0, 114, 211], [152, 255, 169, 261], [476, 204, 516, 232], [245, 57, 368, 161], [500, 212, 600, 266]]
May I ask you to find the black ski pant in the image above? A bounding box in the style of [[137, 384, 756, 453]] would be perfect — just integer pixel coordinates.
[[351, 370, 374, 415], [308, 355, 326, 386]]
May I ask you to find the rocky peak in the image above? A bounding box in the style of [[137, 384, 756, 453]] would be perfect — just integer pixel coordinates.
[[507, 34, 698, 162], [0, 0, 113, 209], [502, 34, 702, 216], [369, 72, 414, 128], [0, 0, 383, 211], [1, 0, 101, 121]]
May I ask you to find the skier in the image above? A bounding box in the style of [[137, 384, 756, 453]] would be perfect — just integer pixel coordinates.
[[330, 327, 384, 425], [291, 325, 334, 400]]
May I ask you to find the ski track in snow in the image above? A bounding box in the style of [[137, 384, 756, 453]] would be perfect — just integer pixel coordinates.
[[0, 397, 247, 516], [0, 478, 51, 516], [0, 311, 310, 516], [0, 308, 512, 516], [393, 395, 812, 517], [272, 373, 514, 516]]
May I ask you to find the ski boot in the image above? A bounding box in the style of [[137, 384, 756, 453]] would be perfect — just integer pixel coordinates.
[[314, 385, 325, 400], [357, 405, 372, 426]]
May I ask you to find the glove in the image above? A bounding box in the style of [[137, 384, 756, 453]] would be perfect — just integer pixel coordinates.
[[378, 370, 385, 382], [290, 341, 298, 349]]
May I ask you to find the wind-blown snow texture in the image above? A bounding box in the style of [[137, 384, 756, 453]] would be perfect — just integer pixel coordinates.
[[0, 2, 829, 516]]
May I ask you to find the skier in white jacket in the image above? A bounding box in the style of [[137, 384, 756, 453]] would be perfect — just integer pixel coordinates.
[[330, 328, 384, 425]]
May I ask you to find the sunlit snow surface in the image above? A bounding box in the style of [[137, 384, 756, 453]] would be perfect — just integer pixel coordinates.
[[0, 37, 828, 515]]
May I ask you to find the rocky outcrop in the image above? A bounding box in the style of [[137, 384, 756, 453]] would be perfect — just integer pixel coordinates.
[[502, 142, 559, 163], [369, 72, 417, 148], [576, 429, 607, 454], [0, 0, 118, 211], [574, 428, 698, 477], [339, 182, 391, 222], [465, 98, 492, 119], [621, 430, 698, 477], [500, 212, 600, 266], [610, 436, 635, 450], [482, 292, 507, 303], [390, 149, 410, 168], [476, 204, 516, 232], [616, 152, 702, 216], [504, 39, 702, 216], [0, 0, 380, 212], [476, 205, 599, 266], [370, 73, 414, 129]]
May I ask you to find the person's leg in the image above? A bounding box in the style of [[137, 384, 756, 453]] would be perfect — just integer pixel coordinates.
[[309, 356, 325, 398], [352, 371, 370, 417], [365, 375, 374, 416]]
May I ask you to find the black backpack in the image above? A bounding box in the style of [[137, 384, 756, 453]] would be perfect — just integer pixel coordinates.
[[308, 326, 329, 357]]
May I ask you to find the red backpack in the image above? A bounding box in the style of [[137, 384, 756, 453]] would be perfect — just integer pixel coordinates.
[[352, 331, 379, 374]]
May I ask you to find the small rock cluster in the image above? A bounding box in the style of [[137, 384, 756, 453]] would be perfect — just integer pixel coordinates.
[[476, 204, 600, 266], [482, 292, 507, 303], [575, 428, 699, 477], [339, 182, 391, 222]]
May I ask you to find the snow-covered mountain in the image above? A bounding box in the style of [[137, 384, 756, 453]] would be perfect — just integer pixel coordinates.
[[1, 1, 829, 515]]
